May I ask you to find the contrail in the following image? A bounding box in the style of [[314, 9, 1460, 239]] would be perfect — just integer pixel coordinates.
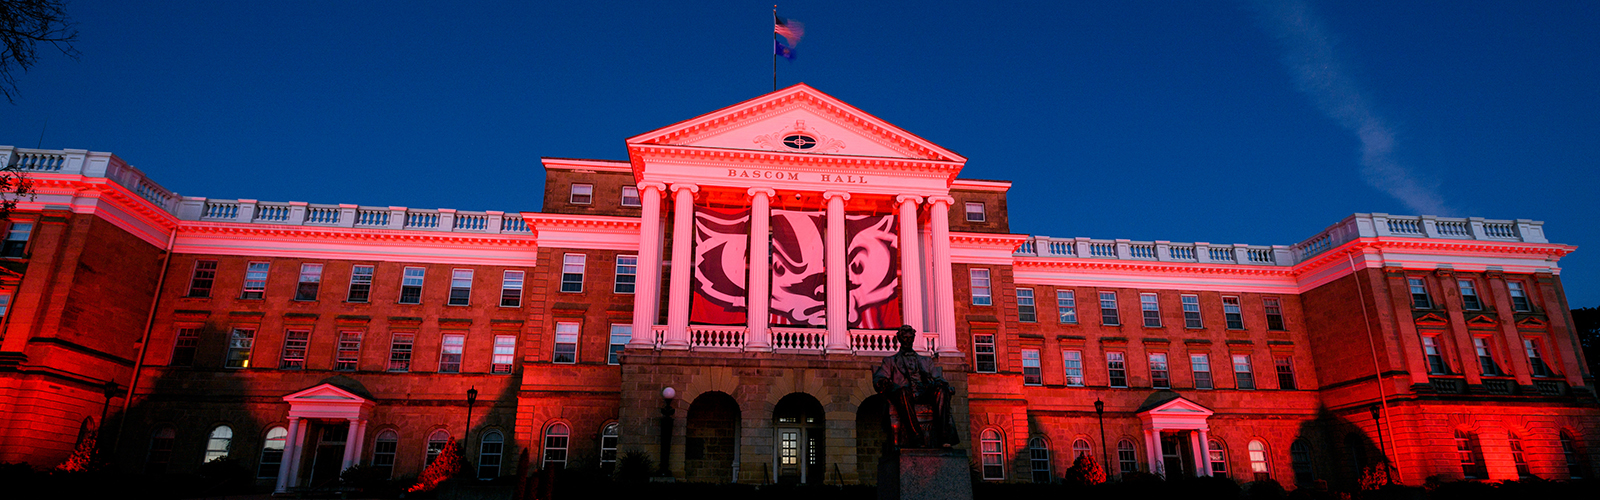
[[1250, 0, 1452, 216]]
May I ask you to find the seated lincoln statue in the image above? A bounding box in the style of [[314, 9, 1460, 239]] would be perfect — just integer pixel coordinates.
[[872, 325, 959, 449]]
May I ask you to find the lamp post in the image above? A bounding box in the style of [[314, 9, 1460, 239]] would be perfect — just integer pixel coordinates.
[[1095, 398, 1108, 474], [465, 387, 478, 445], [1370, 404, 1390, 485], [658, 387, 676, 477], [98, 381, 118, 440]]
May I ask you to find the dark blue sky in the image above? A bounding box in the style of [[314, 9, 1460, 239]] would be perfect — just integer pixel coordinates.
[[4, 1, 1597, 305]]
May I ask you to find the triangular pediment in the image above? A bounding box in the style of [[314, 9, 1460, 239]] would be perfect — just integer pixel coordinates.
[[1141, 397, 1215, 417], [283, 383, 366, 403], [1516, 316, 1548, 329], [1414, 312, 1449, 326], [1465, 314, 1499, 328], [627, 83, 965, 163]]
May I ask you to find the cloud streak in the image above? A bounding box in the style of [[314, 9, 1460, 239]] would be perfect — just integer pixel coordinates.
[[1250, 0, 1452, 216]]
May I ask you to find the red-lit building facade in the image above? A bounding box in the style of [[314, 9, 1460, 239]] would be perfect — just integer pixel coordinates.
[[0, 85, 1593, 491]]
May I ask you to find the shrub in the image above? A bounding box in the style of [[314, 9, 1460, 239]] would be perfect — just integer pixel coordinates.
[[1063, 454, 1106, 486], [409, 438, 464, 493]]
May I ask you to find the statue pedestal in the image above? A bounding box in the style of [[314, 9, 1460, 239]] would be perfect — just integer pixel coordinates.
[[877, 448, 973, 500]]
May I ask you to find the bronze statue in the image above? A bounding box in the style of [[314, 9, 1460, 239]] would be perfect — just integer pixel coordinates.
[[872, 325, 959, 448]]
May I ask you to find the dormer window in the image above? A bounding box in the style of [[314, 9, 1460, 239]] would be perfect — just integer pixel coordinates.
[[783, 134, 817, 150], [965, 202, 986, 222], [570, 183, 593, 205], [620, 186, 641, 207]]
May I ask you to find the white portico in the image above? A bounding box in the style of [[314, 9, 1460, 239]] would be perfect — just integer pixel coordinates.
[[275, 384, 375, 493], [1137, 396, 1215, 478]]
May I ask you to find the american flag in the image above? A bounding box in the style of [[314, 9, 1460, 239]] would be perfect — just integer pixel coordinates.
[[774, 14, 804, 46]]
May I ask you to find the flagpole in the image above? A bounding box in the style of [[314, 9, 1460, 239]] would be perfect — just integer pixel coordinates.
[[772, 5, 778, 92]]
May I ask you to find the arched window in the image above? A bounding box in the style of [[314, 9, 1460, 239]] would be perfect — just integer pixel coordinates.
[[600, 423, 620, 471], [1073, 439, 1091, 459], [1508, 433, 1531, 479], [1561, 432, 1585, 479], [543, 423, 570, 468], [1455, 430, 1485, 479], [1028, 437, 1051, 483], [205, 425, 233, 463], [426, 429, 450, 467], [257, 427, 288, 478], [980, 429, 1004, 480], [478, 431, 504, 479], [148, 427, 176, 473], [1248, 439, 1269, 477], [1117, 439, 1138, 474], [1207, 439, 1227, 478], [372, 430, 399, 479], [1290, 440, 1314, 484]]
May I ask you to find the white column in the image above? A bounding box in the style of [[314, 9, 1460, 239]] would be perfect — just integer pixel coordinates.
[[341, 418, 361, 469], [927, 196, 960, 355], [823, 191, 852, 353], [630, 182, 667, 348], [1197, 428, 1213, 476], [1144, 429, 1161, 475], [287, 419, 311, 489], [1186, 430, 1204, 478], [746, 188, 775, 352], [275, 416, 301, 493], [895, 195, 925, 334], [664, 183, 699, 349]]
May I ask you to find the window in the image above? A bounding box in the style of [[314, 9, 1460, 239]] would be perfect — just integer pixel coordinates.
[[1073, 439, 1091, 459], [1456, 430, 1485, 479], [187, 260, 218, 297], [439, 333, 464, 373], [1408, 278, 1431, 309], [388, 333, 414, 372], [974, 334, 996, 373], [1222, 296, 1244, 329], [1181, 294, 1202, 328], [1140, 293, 1161, 327], [1508, 433, 1531, 479], [225, 328, 255, 368], [620, 185, 641, 207], [1458, 280, 1482, 310], [448, 269, 473, 306], [1525, 338, 1551, 377], [1017, 288, 1036, 322], [0, 292, 8, 319], [1149, 352, 1169, 389], [1100, 291, 1119, 326], [614, 255, 637, 293], [1264, 297, 1285, 330], [279, 330, 310, 369], [147, 428, 175, 473], [335, 331, 361, 371], [1248, 440, 1268, 475], [1117, 440, 1137, 474], [980, 429, 1004, 479], [1107, 351, 1127, 388], [1, 222, 33, 257], [492, 335, 516, 374], [971, 269, 992, 305], [608, 324, 631, 365], [1029, 437, 1051, 483], [241, 262, 269, 299], [1057, 290, 1078, 324], [171, 327, 201, 366], [1290, 440, 1313, 484], [1561, 432, 1585, 479], [1192, 353, 1213, 390], [400, 267, 424, 304], [1508, 281, 1530, 311], [295, 263, 322, 300], [347, 265, 374, 302], [500, 270, 524, 307], [204, 425, 233, 463], [1473, 337, 1500, 376], [561, 254, 585, 293], [1423, 335, 1449, 375], [965, 202, 986, 222], [1208, 440, 1228, 478], [1022, 349, 1042, 385], [372, 430, 398, 478], [479, 431, 504, 479], [554, 322, 579, 364], [426, 430, 449, 467], [600, 423, 620, 470], [1062, 350, 1084, 386], [569, 183, 593, 204], [1275, 356, 1297, 390], [258, 427, 287, 478], [543, 423, 570, 468], [1233, 354, 1255, 390]]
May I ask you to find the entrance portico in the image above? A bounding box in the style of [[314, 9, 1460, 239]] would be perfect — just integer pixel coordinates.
[[276, 383, 375, 493], [1137, 396, 1214, 478]]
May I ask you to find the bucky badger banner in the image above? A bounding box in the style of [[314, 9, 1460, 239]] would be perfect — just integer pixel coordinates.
[[690, 205, 750, 325], [768, 210, 903, 329]]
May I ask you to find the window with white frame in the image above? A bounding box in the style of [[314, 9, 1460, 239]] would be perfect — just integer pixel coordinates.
[[448, 269, 473, 306], [971, 269, 992, 305], [1073, 439, 1091, 459], [1456, 430, 1484, 479], [1561, 432, 1584, 479], [1473, 337, 1501, 376], [388, 332, 414, 372], [1057, 289, 1077, 324], [570, 183, 593, 204], [1525, 338, 1552, 377], [188, 260, 218, 298], [614, 255, 637, 293], [1264, 297, 1285, 330], [426, 430, 449, 467], [372, 430, 398, 478], [1458, 280, 1482, 310], [1107, 351, 1127, 387], [225, 328, 254, 368], [1191, 353, 1213, 389], [257, 427, 287, 478], [1291, 440, 1315, 484], [554, 322, 579, 364], [1028, 437, 1051, 483], [479, 430, 505, 479], [439, 333, 464, 373], [241, 262, 269, 299], [147, 428, 175, 473], [1233, 353, 1255, 390], [1, 222, 33, 257], [965, 202, 986, 222], [1062, 350, 1084, 386], [1017, 288, 1036, 322], [1140, 293, 1161, 327], [1117, 440, 1137, 474], [1248, 439, 1269, 475], [1423, 335, 1449, 375], [171, 327, 201, 366], [1208, 439, 1228, 478], [561, 254, 585, 293], [335, 331, 361, 371], [347, 265, 374, 302], [980, 429, 1004, 479], [1149, 352, 1169, 388], [1100, 291, 1119, 326], [1275, 355, 1297, 390], [204, 425, 233, 463], [1022, 349, 1042, 385], [295, 263, 322, 301], [600, 423, 620, 470], [1507, 281, 1531, 311], [543, 423, 570, 468], [492, 335, 516, 374], [500, 270, 524, 307], [1181, 294, 1202, 328], [974, 333, 996, 373], [1222, 296, 1244, 329], [279, 330, 310, 369], [620, 185, 641, 207], [399, 267, 425, 304], [608, 324, 631, 365], [1408, 278, 1432, 309], [0, 291, 8, 320], [1509, 433, 1531, 478]]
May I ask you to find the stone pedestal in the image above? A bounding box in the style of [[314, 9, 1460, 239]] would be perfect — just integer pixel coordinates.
[[878, 448, 973, 500]]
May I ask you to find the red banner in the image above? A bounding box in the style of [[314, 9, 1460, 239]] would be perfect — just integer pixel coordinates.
[[690, 205, 750, 325]]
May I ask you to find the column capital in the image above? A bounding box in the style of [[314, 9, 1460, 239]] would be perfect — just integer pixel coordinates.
[[895, 194, 924, 205], [287, 415, 300, 422], [638, 181, 668, 193], [926, 195, 955, 206], [670, 183, 700, 194], [747, 187, 777, 197], [822, 191, 852, 202]]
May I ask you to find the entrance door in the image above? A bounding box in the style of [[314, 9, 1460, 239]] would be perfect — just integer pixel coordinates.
[[778, 427, 802, 483], [1160, 432, 1194, 478], [308, 423, 348, 486]]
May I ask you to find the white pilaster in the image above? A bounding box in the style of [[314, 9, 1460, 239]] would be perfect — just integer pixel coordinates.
[[1145, 429, 1160, 475], [746, 188, 775, 352], [824, 191, 852, 353], [1197, 428, 1213, 476], [895, 195, 925, 334], [341, 418, 361, 469], [927, 196, 960, 355], [664, 183, 699, 349], [630, 182, 667, 348], [275, 416, 301, 493]]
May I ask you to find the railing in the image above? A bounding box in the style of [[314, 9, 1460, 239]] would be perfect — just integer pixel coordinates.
[[304, 205, 341, 225], [254, 203, 291, 222], [1431, 377, 1465, 394], [850, 330, 898, 355], [1535, 380, 1566, 396], [404, 211, 439, 229], [502, 216, 530, 233], [688, 325, 746, 349], [454, 212, 490, 231], [354, 208, 390, 227], [1481, 379, 1515, 395], [770, 327, 825, 352], [653, 325, 667, 349], [8, 149, 67, 172], [202, 200, 239, 220]]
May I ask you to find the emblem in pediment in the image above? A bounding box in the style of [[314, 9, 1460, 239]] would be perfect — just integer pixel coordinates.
[[753, 120, 846, 153]]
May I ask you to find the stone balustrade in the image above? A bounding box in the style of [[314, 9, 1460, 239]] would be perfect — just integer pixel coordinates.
[[1016, 236, 1293, 266], [2, 146, 183, 213]]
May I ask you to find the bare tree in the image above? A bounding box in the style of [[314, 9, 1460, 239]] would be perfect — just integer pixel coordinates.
[[2, 0, 80, 104]]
